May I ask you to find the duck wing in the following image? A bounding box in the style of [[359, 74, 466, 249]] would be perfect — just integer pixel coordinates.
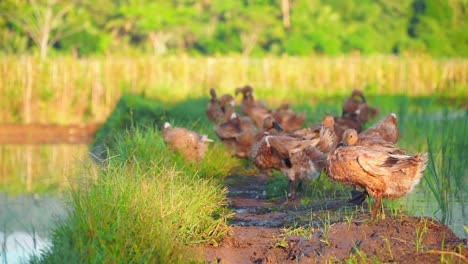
[[266, 136, 316, 158], [356, 151, 395, 177], [360, 139, 407, 154]]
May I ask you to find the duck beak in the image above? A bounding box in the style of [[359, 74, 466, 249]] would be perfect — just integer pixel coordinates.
[[272, 121, 284, 132], [201, 135, 214, 143]]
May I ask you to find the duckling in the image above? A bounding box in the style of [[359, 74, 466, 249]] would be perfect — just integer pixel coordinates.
[[359, 113, 399, 144], [272, 103, 306, 132], [162, 122, 213, 162], [206, 88, 235, 124], [326, 128, 428, 218], [215, 112, 257, 158]]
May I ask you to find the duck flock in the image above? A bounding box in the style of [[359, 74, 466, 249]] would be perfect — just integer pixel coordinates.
[[163, 86, 428, 218]]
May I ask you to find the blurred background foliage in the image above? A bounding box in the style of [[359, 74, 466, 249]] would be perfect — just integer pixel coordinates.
[[0, 0, 466, 58]]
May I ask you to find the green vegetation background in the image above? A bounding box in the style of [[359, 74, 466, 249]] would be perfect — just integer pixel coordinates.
[[1, 0, 467, 57]]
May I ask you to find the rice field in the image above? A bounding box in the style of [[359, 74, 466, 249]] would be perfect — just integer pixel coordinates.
[[0, 56, 466, 263], [0, 55, 466, 123]]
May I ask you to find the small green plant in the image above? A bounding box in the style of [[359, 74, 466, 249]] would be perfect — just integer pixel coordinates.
[[349, 242, 369, 263], [318, 212, 332, 247], [415, 218, 429, 252], [344, 211, 356, 230], [381, 236, 394, 261]]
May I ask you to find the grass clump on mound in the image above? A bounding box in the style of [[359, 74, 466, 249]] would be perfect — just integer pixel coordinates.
[[33, 95, 241, 263]]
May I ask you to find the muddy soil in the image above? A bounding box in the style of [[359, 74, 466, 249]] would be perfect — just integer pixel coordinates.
[[197, 174, 467, 263]]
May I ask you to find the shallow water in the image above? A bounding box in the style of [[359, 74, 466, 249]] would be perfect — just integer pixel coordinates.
[[0, 194, 66, 264], [400, 188, 467, 239]]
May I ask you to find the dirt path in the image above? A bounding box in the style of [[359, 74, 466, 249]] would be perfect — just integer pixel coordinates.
[[197, 174, 467, 263]]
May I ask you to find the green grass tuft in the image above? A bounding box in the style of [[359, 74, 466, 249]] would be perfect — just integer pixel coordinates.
[[34, 126, 239, 263]]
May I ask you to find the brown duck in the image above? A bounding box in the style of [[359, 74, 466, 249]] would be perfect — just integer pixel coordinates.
[[326, 128, 428, 218], [251, 121, 336, 199], [206, 88, 235, 124], [359, 113, 399, 143], [272, 103, 306, 132], [268, 135, 327, 200], [235, 85, 271, 129], [162, 122, 213, 162], [350, 112, 401, 203], [215, 112, 257, 159], [342, 89, 379, 123]]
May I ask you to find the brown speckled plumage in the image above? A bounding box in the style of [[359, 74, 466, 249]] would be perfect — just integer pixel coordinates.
[[250, 122, 335, 199], [215, 112, 257, 158], [359, 113, 399, 144], [162, 122, 213, 162], [272, 103, 306, 132], [342, 89, 379, 123], [206, 88, 235, 124], [326, 128, 428, 218], [236, 85, 271, 129]]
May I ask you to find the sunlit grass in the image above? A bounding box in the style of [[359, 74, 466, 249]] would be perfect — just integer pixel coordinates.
[[32, 127, 240, 263], [0, 55, 466, 124], [2, 92, 466, 262]]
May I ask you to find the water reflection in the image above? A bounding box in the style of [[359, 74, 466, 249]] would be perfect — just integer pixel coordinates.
[[0, 194, 66, 263], [400, 188, 467, 239], [1, 232, 50, 264]]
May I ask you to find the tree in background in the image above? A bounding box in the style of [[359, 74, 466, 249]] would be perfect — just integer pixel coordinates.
[[0, 0, 466, 57], [1, 0, 87, 59]]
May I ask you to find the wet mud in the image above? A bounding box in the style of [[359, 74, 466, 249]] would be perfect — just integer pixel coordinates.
[[197, 174, 467, 263]]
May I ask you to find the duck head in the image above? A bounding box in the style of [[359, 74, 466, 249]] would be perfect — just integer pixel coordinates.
[[321, 115, 335, 128], [209, 88, 217, 101], [262, 116, 284, 132], [219, 94, 235, 107], [341, 129, 358, 147], [351, 89, 366, 102], [200, 134, 214, 143]]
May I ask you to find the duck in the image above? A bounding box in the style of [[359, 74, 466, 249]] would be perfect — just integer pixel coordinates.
[[162, 122, 213, 162], [342, 89, 379, 123], [342, 113, 402, 204], [250, 120, 336, 199], [333, 114, 363, 141], [215, 112, 257, 159], [235, 85, 268, 112], [342, 89, 367, 117], [272, 103, 306, 132], [326, 128, 428, 218], [358, 113, 399, 144], [266, 135, 327, 199], [206, 88, 235, 124], [235, 85, 271, 129], [309, 115, 339, 153]]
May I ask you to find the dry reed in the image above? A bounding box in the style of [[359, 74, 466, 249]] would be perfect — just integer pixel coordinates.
[[0, 55, 466, 124]]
